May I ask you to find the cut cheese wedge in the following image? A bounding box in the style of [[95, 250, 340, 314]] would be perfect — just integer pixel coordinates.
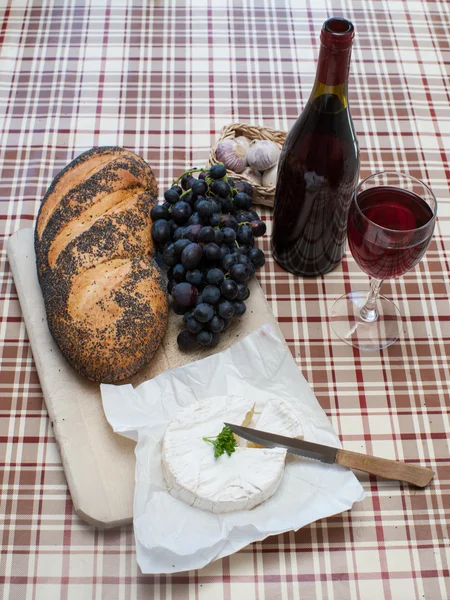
[[248, 398, 304, 447], [162, 396, 287, 513]]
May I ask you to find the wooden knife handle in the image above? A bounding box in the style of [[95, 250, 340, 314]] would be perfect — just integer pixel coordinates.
[[335, 449, 434, 488]]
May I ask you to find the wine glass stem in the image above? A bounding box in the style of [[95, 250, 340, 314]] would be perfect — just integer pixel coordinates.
[[359, 278, 383, 323]]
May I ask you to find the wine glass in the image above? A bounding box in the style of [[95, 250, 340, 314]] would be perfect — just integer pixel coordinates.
[[330, 171, 437, 351]]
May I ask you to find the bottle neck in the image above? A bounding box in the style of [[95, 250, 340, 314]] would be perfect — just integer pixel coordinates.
[[310, 21, 353, 111]]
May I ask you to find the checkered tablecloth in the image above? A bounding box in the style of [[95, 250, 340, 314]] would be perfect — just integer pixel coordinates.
[[1, 0, 449, 598]]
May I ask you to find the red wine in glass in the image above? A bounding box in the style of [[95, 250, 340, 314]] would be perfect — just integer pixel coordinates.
[[348, 186, 434, 279], [331, 172, 437, 351]]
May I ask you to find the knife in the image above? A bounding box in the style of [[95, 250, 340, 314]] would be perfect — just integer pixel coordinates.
[[224, 423, 434, 488]]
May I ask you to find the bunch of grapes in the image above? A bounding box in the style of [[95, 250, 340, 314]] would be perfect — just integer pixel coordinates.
[[151, 163, 267, 350]]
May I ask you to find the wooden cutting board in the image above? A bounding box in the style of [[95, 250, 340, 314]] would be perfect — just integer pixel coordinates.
[[7, 228, 286, 529]]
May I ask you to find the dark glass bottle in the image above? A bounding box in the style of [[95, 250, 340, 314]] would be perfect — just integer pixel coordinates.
[[271, 17, 360, 277]]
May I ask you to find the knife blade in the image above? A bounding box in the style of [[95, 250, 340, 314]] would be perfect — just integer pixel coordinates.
[[225, 422, 435, 488], [225, 422, 338, 463]]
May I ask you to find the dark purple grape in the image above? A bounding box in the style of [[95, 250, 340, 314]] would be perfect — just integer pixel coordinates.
[[214, 229, 224, 245], [203, 242, 221, 263], [194, 196, 207, 210], [211, 179, 230, 198], [221, 227, 237, 246], [234, 192, 252, 210], [181, 242, 203, 269], [164, 189, 180, 204], [167, 278, 175, 294], [218, 299, 235, 319], [181, 174, 191, 190], [234, 209, 260, 223], [249, 220, 267, 237], [183, 192, 195, 207], [197, 226, 215, 244], [236, 283, 250, 301], [172, 301, 189, 315], [186, 269, 204, 288], [209, 315, 225, 333], [219, 244, 229, 260], [191, 179, 208, 196], [234, 210, 254, 224], [162, 244, 179, 267], [210, 199, 221, 213], [150, 204, 168, 221], [205, 331, 221, 348], [209, 213, 221, 227], [194, 303, 215, 323], [169, 220, 179, 238], [238, 244, 252, 254], [152, 220, 171, 244], [248, 247, 266, 267], [172, 263, 186, 282], [188, 212, 202, 226], [220, 196, 234, 213], [234, 181, 253, 197], [177, 329, 198, 351], [162, 201, 172, 212], [183, 224, 203, 242], [220, 279, 238, 300], [233, 300, 246, 317], [186, 176, 196, 190], [197, 330, 213, 346], [230, 263, 251, 283], [228, 177, 235, 188], [202, 285, 221, 305], [186, 316, 203, 334], [173, 238, 191, 254], [171, 282, 198, 308], [183, 310, 194, 323], [173, 226, 187, 242], [171, 201, 192, 224], [222, 254, 238, 271], [206, 268, 225, 286], [197, 200, 214, 220], [198, 171, 206, 180], [220, 214, 238, 231], [171, 184, 183, 195], [236, 253, 252, 267], [209, 164, 227, 179], [221, 318, 231, 332]]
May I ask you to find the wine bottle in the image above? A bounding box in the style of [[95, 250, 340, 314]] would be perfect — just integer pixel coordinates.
[[271, 17, 360, 277]]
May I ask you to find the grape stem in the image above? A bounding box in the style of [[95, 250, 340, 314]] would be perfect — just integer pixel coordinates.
[[172, 167, 207, 185]]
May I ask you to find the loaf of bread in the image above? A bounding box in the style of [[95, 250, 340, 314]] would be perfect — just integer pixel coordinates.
[[35, 146, 168, 383]]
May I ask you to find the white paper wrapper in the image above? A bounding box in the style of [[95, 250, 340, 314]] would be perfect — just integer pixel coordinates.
[[101, 325, 365, 574]]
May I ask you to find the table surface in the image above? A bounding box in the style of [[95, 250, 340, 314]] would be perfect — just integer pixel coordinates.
[[1, 0, 449, 598]]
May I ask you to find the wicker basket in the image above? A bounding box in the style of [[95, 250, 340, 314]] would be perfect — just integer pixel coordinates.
[[209, 123, 286, 208]]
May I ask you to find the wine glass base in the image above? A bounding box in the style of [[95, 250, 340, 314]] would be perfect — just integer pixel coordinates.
[[330, 291, 402, 351]]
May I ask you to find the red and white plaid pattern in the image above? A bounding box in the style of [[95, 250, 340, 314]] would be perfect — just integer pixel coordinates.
[[1, 0, 449, 598]]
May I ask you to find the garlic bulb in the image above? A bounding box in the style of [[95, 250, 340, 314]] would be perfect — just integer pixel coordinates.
[[241, 166, 262, 186], [235, 136, 251, 152], [246, 140, 281, 171], [262, 163, 278, 187], [216, 139, 247, 173]]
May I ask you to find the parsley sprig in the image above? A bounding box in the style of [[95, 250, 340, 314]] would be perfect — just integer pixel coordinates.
[[203, 425, 237, 458]]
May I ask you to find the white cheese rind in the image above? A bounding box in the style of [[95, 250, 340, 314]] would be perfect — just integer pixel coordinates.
[[162, 396, 287, 513], [255, 398, 304, 439]]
